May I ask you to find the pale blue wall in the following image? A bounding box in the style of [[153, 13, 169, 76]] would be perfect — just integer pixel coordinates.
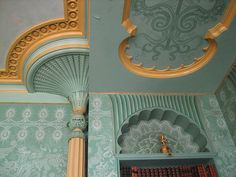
[[88, 94, 118, 177], [0, 103, 72, 177]]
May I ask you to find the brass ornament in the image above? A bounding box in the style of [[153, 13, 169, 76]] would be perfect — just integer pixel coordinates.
[[119, 0, 236, 78], [160, 132, 172, 156]]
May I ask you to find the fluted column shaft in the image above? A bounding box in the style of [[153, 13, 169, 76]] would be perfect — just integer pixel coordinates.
[[67, 132, 85, 177]]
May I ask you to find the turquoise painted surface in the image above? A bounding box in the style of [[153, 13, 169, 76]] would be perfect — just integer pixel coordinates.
[[216, 76, 236, 145], [119, 119, 201, 153], [110, 95, 202, 134], [0, 104, 72, 177], [128, 0, 225, 69], [110, 94, 210, 153], [198, 96, 236, 177], [88, 94, 118, 177], [89, 0, 236, 93], [87, 94, 236, 177], [0, 92, 68, 103], [0, 0, 64, 68]]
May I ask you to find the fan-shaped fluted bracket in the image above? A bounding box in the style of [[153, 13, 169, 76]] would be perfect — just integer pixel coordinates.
[[68, 91, 88, 113], [117, 108, 209, 154], [25, 48, 89, 112], [0, 0, 88, 83]]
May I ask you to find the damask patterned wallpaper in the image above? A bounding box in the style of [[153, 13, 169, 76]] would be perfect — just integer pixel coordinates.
[[0, 103, 72, 177], [198, 96, 236, 177], [88, 95, 118, 177], [88, 94, 236, 177], [216, 78, 236, 145], [119, 119, 200, 154]]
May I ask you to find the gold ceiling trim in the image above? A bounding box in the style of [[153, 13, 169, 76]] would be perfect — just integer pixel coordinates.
[[0, 0, 87, 83], [119, 0, 236, 78], [0, 90, 28, 93], [0, 102, 69, 104]]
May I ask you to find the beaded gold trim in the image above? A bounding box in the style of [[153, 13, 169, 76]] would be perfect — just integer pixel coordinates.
[[0, 0, 86, 83]]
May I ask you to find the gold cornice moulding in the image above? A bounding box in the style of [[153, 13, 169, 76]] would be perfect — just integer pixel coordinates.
[[119, 0, 236, 78], [0, 0, 87, 83]]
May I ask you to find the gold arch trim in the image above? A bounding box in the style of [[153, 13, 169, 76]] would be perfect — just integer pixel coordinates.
[[0, 0, 87, 83], [119, 0, 236, 78]]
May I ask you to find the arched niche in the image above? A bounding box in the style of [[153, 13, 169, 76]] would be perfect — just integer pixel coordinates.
[[117, 108, 208, 154]]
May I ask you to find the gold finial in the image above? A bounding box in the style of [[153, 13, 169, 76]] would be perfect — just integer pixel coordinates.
[[160, 132, 172, 156]]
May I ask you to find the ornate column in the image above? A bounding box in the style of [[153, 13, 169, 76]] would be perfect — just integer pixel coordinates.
[[67, 91, 88, 177], [25, 50, 89, 177]]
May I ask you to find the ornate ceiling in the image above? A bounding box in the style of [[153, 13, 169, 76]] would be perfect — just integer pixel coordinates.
[[0, 0, 235, 94], [0, 0, 64, 68], [119, 0, 232, 78], [0, 0, 88, 83], [89, 0, 236, 93]]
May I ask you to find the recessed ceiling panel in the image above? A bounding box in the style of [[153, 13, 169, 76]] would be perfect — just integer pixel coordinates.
[[89, 0, 236, 93], [127, 0, 225, 69], [0, 0, 63, 68], [118, 0, 236, 78]]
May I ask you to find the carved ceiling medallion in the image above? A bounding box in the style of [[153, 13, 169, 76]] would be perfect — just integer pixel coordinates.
[[119, 0, 236, 78]]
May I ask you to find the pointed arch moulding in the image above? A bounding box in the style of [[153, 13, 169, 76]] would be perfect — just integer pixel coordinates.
[[0, 0, 89, 83], [119, 0, 236, 78]]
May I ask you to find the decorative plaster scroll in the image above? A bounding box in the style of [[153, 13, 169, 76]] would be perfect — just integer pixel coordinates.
[[119, 0, 236, 78], [0, 0, 87, 83]]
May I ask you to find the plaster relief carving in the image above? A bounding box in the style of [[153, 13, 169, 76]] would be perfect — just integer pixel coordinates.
[[0, 0, 86, 83], [119, 0, 236, 78]]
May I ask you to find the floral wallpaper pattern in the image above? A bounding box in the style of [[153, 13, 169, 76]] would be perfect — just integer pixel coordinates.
[[120, 120, 199, 154], [216, 79, 236, 145], [0, 104, 71, 177], [88, 95, 118, 177], [87, 94, 236, 177], [198, 96, 236, 177]]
